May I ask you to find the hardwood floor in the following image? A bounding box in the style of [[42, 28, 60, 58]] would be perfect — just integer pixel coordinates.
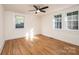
[[1, 34, 79, 55]]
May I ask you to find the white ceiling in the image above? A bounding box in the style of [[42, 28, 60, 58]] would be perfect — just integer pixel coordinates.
[[3, 4, 75, 15]]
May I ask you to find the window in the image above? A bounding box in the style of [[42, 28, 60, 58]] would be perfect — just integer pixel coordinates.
[[54, 15, 62, 29], [67, 11, 78, 30], [15, 15, 24, 28]]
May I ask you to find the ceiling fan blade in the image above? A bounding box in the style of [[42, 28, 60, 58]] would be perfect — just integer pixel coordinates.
[[40, 10, 46, 13], [33, 5, 38, 10], [28, 10, 36, 11], [40, 6, 48, 10]]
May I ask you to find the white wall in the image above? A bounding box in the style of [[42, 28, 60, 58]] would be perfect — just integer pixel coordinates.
[[4, 5, 79, 46], [41, 5, 79, 46], [4, 11, 41, 40], [0, 5, 5, 53]]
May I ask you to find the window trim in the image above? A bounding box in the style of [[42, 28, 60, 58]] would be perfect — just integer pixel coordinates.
[[66, 11, 79, 30], [54, 14, 62, 30]]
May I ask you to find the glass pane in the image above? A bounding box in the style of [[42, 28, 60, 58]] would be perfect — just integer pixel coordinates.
[[55, 18, 61, 22], [73, 15, 78, 21], [72, 21, 78, 29], [72, 26, 78, 29], [59, 19, 62, 22], [68, 26, 72, 29], [73, 21, 78, 26], [67, 21, 71, 26], [73, 11, 78, 15], [57, 22, 59, 28], [67, 13, 72, 16], [67, 21, 72, 29], [58, 22, 62, 28], [67, 21, 78, 29], [55, 22, 57, 28], [56, 18, 59, 22], [67, 16, 72, 21], [55, 22, 62, 29]]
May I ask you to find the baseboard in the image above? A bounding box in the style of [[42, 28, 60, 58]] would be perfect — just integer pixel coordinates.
[[42, 34, 79, 47], [5, 34, 41, 40]]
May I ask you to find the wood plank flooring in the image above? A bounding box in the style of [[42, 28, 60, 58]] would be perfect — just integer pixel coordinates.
[[1, 34, 79, 55]]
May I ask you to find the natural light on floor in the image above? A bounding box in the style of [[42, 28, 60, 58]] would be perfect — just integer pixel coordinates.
[[25, 28, 34, 41]]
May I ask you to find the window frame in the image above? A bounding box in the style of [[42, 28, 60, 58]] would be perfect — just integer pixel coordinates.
[[66, 11, 79, 31], [14, 13, 25, 29], [54, 14, 62, 30]]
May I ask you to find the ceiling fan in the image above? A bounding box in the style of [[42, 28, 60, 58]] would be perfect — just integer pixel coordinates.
[[29, 5, 49, 14]]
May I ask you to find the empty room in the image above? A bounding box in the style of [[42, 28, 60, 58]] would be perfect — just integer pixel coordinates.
[[0, 4, 79, 55]]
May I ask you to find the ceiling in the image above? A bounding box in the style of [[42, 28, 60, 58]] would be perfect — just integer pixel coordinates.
[[3, 4, 75, 15]]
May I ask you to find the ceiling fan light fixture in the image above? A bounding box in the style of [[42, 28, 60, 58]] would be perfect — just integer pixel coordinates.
[[37, 10, 40, 12]]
